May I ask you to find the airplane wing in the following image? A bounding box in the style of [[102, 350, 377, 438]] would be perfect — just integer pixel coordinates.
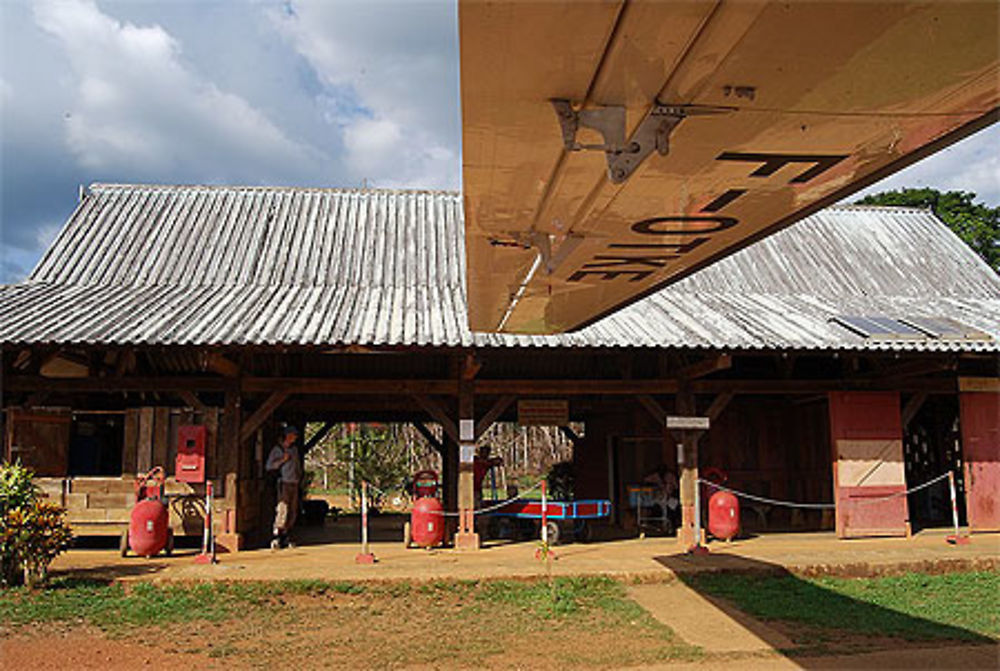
[[460, 0, 1000, 333]]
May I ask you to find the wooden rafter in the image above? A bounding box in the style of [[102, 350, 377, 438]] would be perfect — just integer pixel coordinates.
[[474, 394, 515, 440], [704, 392, 734, 422], [205, 352, 240, 378], [239, 390, 290, 443], [559, 425, 581, 444], [412, 395, 459, 443], [176, 390, 208, 413], [637, 394, 667, 424], [678, 353, 732, 380], [303, 421, 334, 452], [3, 373, 961, 397], [412, 422, 445, 454]]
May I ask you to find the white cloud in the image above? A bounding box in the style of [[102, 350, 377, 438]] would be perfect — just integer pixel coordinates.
[[35, 221, 63, 250], [269, 0, 461, 189], [33, 0, 327, 183]]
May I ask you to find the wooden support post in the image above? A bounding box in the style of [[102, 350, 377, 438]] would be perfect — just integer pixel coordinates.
[[217, 388, 242, 552], [455, 379, 479, 550], [902, 392, 928, 429], [676, 387, 699, 548], [441, 433, 458, 515]]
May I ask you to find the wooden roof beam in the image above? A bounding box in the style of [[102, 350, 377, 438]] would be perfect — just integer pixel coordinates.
[[239, 389, 290, 443], [475, 394, 515, 440], [704, 392, 734, 422], [679, 353, 732, 380], [412, 422, 445, 454], [412, 395, 459, 443]]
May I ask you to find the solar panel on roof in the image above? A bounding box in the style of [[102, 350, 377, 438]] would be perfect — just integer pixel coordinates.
[[830, 315, 924, 339], [898, 316, 992, 340], [864, 316, 925, 338]]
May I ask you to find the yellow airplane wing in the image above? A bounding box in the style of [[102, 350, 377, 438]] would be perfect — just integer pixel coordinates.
[[461, 0, 1000, 333]]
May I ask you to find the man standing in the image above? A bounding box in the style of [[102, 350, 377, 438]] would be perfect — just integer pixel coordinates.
[[266, 425, 301, 550]]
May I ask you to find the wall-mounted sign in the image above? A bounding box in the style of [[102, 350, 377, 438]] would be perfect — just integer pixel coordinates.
[[460, 443, 475, 464], [666, 416, 710, 431], [517, 399, 569, 426], [958, 377, 1000, 393]]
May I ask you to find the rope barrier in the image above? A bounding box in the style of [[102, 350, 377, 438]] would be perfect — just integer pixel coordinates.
[[698, 471, 952, 510], [363, 477, 547, 517], [698, 480, 835, 510]]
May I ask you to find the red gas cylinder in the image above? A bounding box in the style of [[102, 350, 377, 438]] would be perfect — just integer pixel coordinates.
[[708, 490, 740, 541], [129, 498, 170, 557], [410, 496, 445, 548]]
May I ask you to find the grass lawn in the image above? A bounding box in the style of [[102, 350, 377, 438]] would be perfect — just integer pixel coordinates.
[[3, 571, 996, 668], [0, 576, 699, 668], [689, 570, 1000, 644]]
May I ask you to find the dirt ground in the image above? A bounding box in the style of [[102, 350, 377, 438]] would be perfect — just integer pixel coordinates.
[[9, 529, 998, 669], [1, 588, 698, 670], [3, 592, 997, 671]]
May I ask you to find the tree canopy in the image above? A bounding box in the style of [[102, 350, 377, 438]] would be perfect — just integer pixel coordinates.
[[855, 188, 999, 273]]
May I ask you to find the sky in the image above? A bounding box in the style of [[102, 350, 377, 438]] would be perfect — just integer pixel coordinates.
[[1, 0, 997, 284]]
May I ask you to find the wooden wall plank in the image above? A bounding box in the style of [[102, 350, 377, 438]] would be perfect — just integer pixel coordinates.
[[152, 407, 170, 471], [136, 407, 154, 474], [122, 408, 139, 474]]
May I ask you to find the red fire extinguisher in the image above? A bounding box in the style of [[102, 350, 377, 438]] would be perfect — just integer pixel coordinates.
[[704, 467, 739, 542], [123, 467, 174, 558], [404, 470, 445, 549]]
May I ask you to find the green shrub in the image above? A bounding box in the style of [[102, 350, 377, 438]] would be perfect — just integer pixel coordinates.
[[1, 462, 73, 587]]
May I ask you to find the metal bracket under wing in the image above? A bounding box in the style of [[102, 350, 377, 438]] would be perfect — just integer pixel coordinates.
[[552, 99, 733, 184]]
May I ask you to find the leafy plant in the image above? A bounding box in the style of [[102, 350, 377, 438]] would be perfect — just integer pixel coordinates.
[[1, 461, 73, 587], [330, 424, 410, 508]]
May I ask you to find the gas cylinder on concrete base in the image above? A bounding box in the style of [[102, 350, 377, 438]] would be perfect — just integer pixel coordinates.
[[410, 496, 445, 548], [708, 490, 740, 541]]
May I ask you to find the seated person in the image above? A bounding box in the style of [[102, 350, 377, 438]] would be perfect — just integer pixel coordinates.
[[642, 464, 679, 526]]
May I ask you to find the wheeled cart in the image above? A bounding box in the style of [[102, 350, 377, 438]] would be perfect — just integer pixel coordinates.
[[485, 499, 611, 544]]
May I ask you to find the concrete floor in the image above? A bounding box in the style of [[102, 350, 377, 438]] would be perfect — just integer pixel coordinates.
[[50, 524, 999, 584]]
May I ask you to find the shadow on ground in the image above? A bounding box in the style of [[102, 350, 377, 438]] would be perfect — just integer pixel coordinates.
[[654, 551, 997, 669]]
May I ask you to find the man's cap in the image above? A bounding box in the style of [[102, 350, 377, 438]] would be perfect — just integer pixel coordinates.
[[282, 425, 300, 437]]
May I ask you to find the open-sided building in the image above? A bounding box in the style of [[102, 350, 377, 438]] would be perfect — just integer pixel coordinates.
[[1, 184, 997, 549]]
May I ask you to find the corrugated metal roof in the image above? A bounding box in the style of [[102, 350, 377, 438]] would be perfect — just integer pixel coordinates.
[[3, 183, 999, 351]]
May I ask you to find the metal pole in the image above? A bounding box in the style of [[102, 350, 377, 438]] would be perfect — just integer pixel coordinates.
[[349, 440, 356, 508], [693, 473, 702, 548], [202, 481, 210, 553], [355, 480, 376, 563], [207, 480, 215, 561], [948, 470, 960, 538], [541, 479, 548, 544], [361, 481, 369, 555]]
